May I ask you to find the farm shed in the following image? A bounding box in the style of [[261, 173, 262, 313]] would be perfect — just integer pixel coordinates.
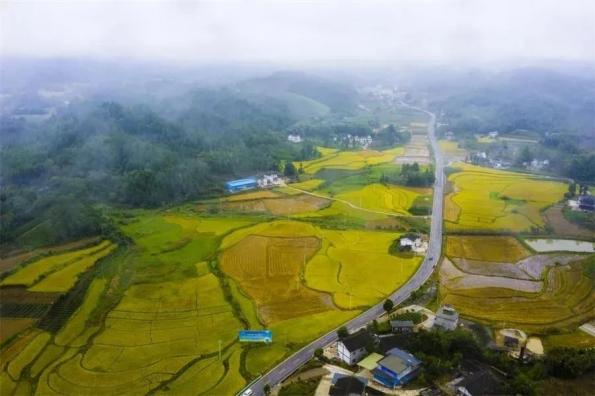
[[225, 178, 257, 193]]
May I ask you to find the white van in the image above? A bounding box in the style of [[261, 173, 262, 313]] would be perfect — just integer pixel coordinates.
[[240, 389, 253, 396]]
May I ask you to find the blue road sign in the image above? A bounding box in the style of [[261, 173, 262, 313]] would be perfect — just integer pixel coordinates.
[[239, 330, 272, 343]]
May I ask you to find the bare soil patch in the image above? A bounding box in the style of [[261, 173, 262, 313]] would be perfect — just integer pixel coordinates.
[[544, 205, 592, 238]]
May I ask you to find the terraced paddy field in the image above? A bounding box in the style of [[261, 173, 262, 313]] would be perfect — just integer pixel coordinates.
[[444, 163, 568, 232], [440, 236, 595, 334], [1, 205, 420, 394], [0, 135, 430, 395], [297, 146, 403, 174]]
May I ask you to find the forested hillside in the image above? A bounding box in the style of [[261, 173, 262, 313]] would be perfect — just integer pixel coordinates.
[[422, 67, 595, 138], [0, 70, 352, 249]]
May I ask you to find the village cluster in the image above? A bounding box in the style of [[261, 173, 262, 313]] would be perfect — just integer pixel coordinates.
[[312, 302, 549, 396]]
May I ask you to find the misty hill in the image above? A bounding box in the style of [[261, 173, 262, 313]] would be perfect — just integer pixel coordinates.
[[1, 71, 356, 249], [236, 71, 358, 114], [425, 67, 595, 138]]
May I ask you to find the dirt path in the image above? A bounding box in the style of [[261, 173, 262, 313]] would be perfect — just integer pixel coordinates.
[[284, 186, 424, 218]]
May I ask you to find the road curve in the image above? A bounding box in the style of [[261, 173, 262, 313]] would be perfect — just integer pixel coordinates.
[[245, 106, 444, 396]]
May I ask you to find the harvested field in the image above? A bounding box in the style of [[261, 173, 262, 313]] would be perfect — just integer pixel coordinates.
[[445, 163, 567, 232], [441, 258, 542, 292], [451, 258, 532, 279], [225, 190, 281, 201], [395, 134, 430, 165], [544, 205, 593, 238], [0, 318, 36, 342], [445, 236, 529, 262], [216, 194, 330, 216], [441, 234, 594, 333], [440, 259, 595, 332], [220, 235, 331, 323], [517, 254, 584, 279]]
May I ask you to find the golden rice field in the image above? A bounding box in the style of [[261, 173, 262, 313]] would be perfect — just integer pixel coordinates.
[[441, 236, 595, 333], [1, 241, 114, 289], [445, 235, 530, 263], [220, 220, 422, 311], [335, 183, 428, 215], [1, 207, 415, 394], [1, 139, 431, 394], [438, 140, 467, 160], [297, 146, 403, 174], [284, 178, 325, 192], [445, 163, 567, 232], [220, 234, 330, 323]]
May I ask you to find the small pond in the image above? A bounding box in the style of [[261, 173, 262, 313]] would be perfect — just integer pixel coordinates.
[[525, 238, 594, 253]]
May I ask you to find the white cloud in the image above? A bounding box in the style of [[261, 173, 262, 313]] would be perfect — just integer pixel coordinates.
[[1, 0, 594, 64]]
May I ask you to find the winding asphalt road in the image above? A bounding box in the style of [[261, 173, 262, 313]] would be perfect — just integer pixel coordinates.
[[244, 106, 444, 396]]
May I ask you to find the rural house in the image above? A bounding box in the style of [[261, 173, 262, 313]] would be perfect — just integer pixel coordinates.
[[433, 305, 459, 331], [390, 320, 415, 333], [287, 134, 302, 143], [372, 348, 421, 388], [337, 330, 373, 365], [257, 173, 283, 188], [399, 236, 428, 254]]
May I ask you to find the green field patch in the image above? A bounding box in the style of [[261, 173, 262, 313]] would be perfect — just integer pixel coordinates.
[[6, 330, 51, 380], [245, 343, 289, 377], [155, 356, 223, 395], [55, 278, 107, 347]]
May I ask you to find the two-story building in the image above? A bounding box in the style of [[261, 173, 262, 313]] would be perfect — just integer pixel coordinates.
[[433, 305, 459, 331], [372, 348, 421, 388], [337, 331, 372, 365]]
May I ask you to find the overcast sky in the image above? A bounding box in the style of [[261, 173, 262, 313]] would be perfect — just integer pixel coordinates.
[[1, 0, 594, 65]]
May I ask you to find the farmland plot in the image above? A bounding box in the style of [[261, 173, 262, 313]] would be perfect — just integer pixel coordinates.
[[445, 163, 567, 232], [298, 146, 403, 174], [441, 238, 594, 332]]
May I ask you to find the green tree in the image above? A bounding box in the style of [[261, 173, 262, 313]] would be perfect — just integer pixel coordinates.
[[517, 146, 533, 166], [337, 326, 348, 338], [284, 162, 297, 178], [314, 348, 323, 359], [383, 299, 394, 313]]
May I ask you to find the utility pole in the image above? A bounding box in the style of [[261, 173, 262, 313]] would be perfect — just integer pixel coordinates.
[[218, 339, 222, 361]]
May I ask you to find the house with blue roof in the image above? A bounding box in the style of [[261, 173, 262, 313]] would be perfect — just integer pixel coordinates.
[[225, 178, 257, 193], [372, 347, 421, 388]]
